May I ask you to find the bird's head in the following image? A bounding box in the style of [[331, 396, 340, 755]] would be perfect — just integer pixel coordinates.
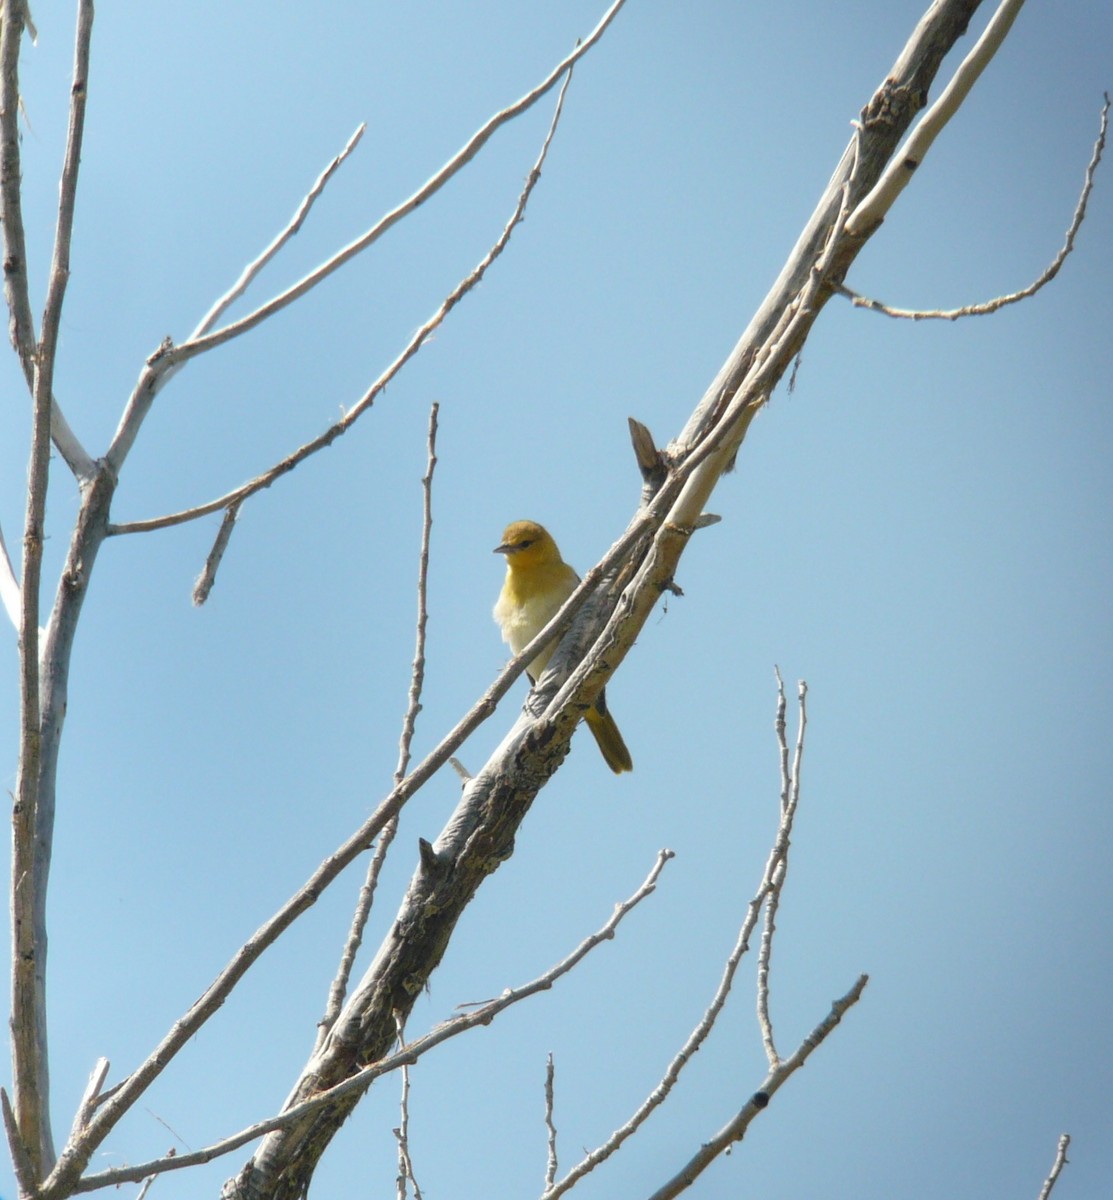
[[494, 520, 562, 568]]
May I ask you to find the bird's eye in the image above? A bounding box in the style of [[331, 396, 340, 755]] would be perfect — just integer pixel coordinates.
[[517, 539, 532, 549]]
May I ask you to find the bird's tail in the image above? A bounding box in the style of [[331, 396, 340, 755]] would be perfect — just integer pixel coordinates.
[[584, 691, 633, 774]]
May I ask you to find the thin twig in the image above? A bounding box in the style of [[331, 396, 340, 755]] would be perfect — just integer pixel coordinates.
[[316, 403, 440, 1049], [846, 0, 1028, 235], [0, 0, 40, 382], [110, 67, 576, 539], [543, 1055, 558, 1191], [65, 1060, 110, 1144], [191, 501, 242, 605], [0, 0, 93, 481], [397, 402, 439, 784], [757, 671, 807, 1067], [191, 124, 366, 341], [1, 1086, 37, 1196], [393, 1017, 424, 1200], [842, 94, 1109, 319], [542, 682, 810, 1200], [67, 850, 674, 1194], [1036, 1134, 1071, 1200], [103, 0, 627, 478], [645, 975, 869, 1200]]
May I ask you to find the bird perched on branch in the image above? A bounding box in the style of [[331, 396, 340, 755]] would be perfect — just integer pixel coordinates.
[[493, 520, 632, 774]]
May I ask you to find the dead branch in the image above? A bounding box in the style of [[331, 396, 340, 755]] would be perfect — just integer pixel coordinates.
[[192, 123, 367, 341], [1036, 1134, 1071, 1200], [541, 680, 812, 1200], [60, 850, 673, 1195], [109, 68, 575, 544], [846, 0, 1027, 236], [543, 1055, 558, 1192], [644, 975, 870, 1200], [840, 93, 1109, 319], [9, 0, 95, 1177], [102, 1, 628, 479], [316, 402, 441, 1049]]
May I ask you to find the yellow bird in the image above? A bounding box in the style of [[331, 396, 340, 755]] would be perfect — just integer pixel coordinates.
[[493, 520, 632, 774]]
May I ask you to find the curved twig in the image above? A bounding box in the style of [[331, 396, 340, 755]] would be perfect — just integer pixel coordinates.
[[841, 94, 1109, 319]]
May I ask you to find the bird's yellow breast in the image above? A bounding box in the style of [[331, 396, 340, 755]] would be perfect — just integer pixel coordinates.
[[494, 560, 578, 678]]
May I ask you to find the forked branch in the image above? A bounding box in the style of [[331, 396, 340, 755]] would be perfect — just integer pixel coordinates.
[[108, 66, 577, 555], [103, 0, 628, 477]]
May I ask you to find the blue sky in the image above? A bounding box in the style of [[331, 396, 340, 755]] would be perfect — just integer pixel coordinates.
[[1, 2, 1111, 1199]]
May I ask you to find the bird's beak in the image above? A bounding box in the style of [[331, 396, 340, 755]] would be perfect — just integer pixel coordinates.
[[493, 542, 510, 555]]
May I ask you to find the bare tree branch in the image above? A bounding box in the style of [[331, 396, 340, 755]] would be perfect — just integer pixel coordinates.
[[644, 975, 870, 1200], [9, 0, 94, 1177], [1036, 1134, 1071, 1200], [65, 1059, 110, 1145], [757, 672, 807, 1067], [0, 1, 93, 483], [392, 1019, 424, 1200], [840, 94, 1109, 319], [102, 0, 628, 479], [846, 0, 1027, 236], [60, 850, 674, 1195], [191, 501, 242, 606], [1, 0, 40, 381], [672, 0, 986, 456], [191, 123, 366, 342], [541, 680, 811, 1200], [0, 1085, 36, 1197], [316, 402, 440, 1049], [543, 1055, 558, 1192], [108, 67, 576, 542]]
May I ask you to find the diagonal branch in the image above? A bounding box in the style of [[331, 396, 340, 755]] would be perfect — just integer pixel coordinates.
[[756, 672, 807, 1067], [190, 123, 366, 341], [108, 66, 577, 540], [1036, 1134, 1071, 1200], [103, 0, 628, 477], [846, 0, 1028, 236]]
